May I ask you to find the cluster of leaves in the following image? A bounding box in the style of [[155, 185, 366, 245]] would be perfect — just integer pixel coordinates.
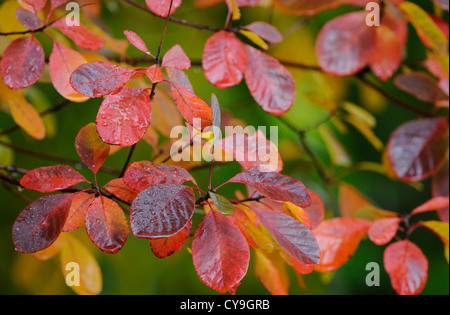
[[1, 0, 449, 295]]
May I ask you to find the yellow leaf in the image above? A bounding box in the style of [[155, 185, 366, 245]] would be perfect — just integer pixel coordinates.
[[8, 95, 46, 140], [0, 1, 27, 40], [342, 102, 376, 128], [229, 0, 241, 21], [422, 221, 449, 263], [254, 249, 289, 295], [303, 91, 338, 111], [0, 136, 14, 166], [239, 30, 269, 50], [60, 235, 102, 295], [342, 114, 384, 151], [283, 202, 311, 228]]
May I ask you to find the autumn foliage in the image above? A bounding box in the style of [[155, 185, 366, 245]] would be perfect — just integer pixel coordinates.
[[0, 0, 449, 295]]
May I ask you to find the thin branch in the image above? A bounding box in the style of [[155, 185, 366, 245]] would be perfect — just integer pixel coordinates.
[[121, 0, 223, 32], [0, 139, 121, 176]]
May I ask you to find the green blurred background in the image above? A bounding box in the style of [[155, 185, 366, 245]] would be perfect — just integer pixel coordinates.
[[0, 0, 448, 295]]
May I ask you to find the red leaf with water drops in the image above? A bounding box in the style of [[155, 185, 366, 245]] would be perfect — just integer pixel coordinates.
[[242, 22, 283, 44], [313, 218, 371, 272], [63, 192, 95, 232], [227, 167, 311, 207], [316, 11, 377, 76], [368, 217, 401, 245], [304, 191, 325, 229], [145, 0, 182, 17], [170, 83, 213, 130], [12, 194, 73, 253], [20, 165, 87, 192], [130, 184, 195, 238], [202, 31, 248, 89], [384, 240, 428, 295], [70, 62, 136, 98], [51, 19, 104, 50], [386, 118, 449, 182], [85, 196, 129, 254], [0, 36, 45, 90], [76, 123, 110, 175], [192, 210, 250, 293], [96, 87, 152, 146], [124, 30, 154, 57], [16, 8, 43, 30], [252, 207, 320, 266], [244, 45, 295, 115], [123, 161, 196, 192], [150, 220, 192, 258], [146, 64, 164, 83], [161, 44, 191, 70], [104, 178, 138, 204]]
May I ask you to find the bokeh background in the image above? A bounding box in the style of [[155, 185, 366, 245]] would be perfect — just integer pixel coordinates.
[[0, 0, 448, 295]]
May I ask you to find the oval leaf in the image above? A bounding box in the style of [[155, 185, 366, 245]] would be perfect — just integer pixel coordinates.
[[20, 165, 87, 192], [145, 0, 182, 17], [244, 45, 295, 115], [76, 123, 110, 174], [63, 192, 95, 232], [150, 220, 192, 258], [52, 19, 104, 50], [368, 217, 401, 245], [96, 87, 152, 146], [130, 184, 195, 238], [70, 61, 136, 98], [387, 118, 449, 182], [12, 194, 73, 253], [384, 240, 428, 295], [162, 44, 191, 70], [227, 167, 311, 207], [192, 210, 250, 293], [1, 36, 45, 90], [85, 196, 129, 254]]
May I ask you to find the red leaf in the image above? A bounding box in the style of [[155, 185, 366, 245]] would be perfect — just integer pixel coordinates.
[[316, 11, 377, 76], [50, 0, 70, 11], [96, 87, 152, 146], [75, 123, 110, 175], [52, 19, 104, 50], [202, 31, 248, 89], [0, 36, 45, 90], [162, 44, 191, 70], [146, 64, 164, 83], [313, 218, 371, 272], [85, 196, 129, 254], [411, 197, 450, 216], [123, 161, 196, 192], [20, 165, 87, 192], [369, 25, 403, 81], [63, 192, 95, 232], [433, 163, 449, 223], [384, 240, 428, 295], [104, 178, 138, 204], [145, 0, 182, 17], [70, 62, 136, 98], [150, 220, 192, 258], [387, 118, 449, 182], [130, 184, 195, 238], [242, 22, 283, 43], [12, 194, 73, 253], [49, 42, 89, 102], [368, 217, 401, 245], [170, 83, 213, 130], [192, 210, 250, 293], [166, 67, 193, 91], [252, 207, 320, 266], [227, 167, 311, 207], [124, 30, 154, 57], [16, 8, 43, 30], [394, 73, 448, 103], [244, 45, 295, 115]]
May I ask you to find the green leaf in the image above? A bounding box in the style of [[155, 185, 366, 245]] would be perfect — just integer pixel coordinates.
[[210, 191, 235, 215]]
